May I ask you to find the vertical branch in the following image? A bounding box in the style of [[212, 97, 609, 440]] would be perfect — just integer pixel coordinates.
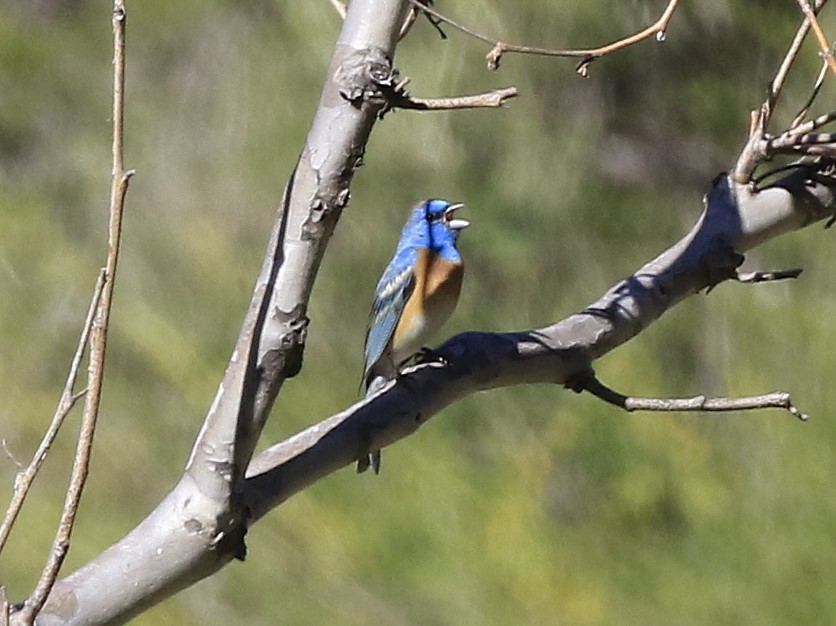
[[16, 2, 134, 624]]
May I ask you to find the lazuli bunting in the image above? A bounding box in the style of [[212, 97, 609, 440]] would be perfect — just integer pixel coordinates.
[[358, 198, 470, 473]]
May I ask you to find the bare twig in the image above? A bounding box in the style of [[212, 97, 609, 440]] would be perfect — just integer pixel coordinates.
[[796, 0, 836, 77], [734, 0, 828, 183], [754, 112, 836, 159], [769, 111, 836, 149], [398, 0, 446, 41], [787, 107, 836, 135], [791, 59, 829, 128], [765, 0, 827, 126], [0, 272, 102, 556], [794, 131, 836, 145], [394, 86, 518, 111], [398, 6, 419, 39], [771, 144, 836, 157], [405, 0, 680, 72], [17, 2, 133, 623], [578, 373, 809, 421]]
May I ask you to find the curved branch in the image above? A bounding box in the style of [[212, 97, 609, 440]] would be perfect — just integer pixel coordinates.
[[405, 0, 679, 72], [243, 161, 836, 521]]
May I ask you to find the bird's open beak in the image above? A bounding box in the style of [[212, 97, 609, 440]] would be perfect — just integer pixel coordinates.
[[445, 202, 470, 230]]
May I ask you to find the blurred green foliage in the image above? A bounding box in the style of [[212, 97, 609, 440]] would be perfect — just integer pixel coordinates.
[[1, 1, 835, 624]]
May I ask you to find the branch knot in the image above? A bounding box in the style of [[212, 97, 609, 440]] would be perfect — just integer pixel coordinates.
[[335, 47, 400, 111]]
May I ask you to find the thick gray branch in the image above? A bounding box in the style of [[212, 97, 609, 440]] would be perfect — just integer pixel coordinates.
[[242, 162, 836, 520], [23, 1, 410, 625]]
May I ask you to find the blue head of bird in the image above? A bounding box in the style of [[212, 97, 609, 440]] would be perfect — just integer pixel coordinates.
[[399, 199, 470, 262]]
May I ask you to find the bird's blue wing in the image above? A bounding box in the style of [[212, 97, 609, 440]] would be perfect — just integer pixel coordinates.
[[363, 247, 417, 385]]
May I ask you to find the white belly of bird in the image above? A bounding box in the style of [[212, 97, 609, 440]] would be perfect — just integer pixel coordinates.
[[391, 294, 456, 365]]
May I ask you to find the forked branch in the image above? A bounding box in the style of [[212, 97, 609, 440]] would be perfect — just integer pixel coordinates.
[[734, 0, 834, 182]]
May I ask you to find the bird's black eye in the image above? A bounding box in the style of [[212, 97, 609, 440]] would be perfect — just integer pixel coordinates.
[[424, 200, 450, 223]]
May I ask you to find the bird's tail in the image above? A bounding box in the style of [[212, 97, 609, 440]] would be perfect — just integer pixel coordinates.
[[356, 375, 388, 474]]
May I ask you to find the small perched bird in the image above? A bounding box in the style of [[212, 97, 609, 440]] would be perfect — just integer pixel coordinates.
[[358, 198, 470, 473]]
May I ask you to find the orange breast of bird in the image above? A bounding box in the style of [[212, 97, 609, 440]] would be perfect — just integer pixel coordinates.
[[392, 247, 464, 362]]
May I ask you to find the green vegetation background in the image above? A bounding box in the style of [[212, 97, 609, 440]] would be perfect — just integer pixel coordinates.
[[1, 1, 835, 624]]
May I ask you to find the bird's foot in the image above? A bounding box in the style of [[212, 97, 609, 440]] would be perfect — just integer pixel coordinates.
[[412, 346, 447, 366], [392, 348, 448, 389]]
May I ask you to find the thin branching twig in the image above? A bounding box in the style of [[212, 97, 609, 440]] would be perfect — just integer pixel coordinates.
[[734, 0, 829, 182], [766, 0, 827, 126], [0, 271, 103, 556], [398, 1, 446, 41], [405, 0, 679, 73], [17, 2, 133, 623]]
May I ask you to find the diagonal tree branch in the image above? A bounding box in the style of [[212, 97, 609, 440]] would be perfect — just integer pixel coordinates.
[[242, 161, 836, 521]]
